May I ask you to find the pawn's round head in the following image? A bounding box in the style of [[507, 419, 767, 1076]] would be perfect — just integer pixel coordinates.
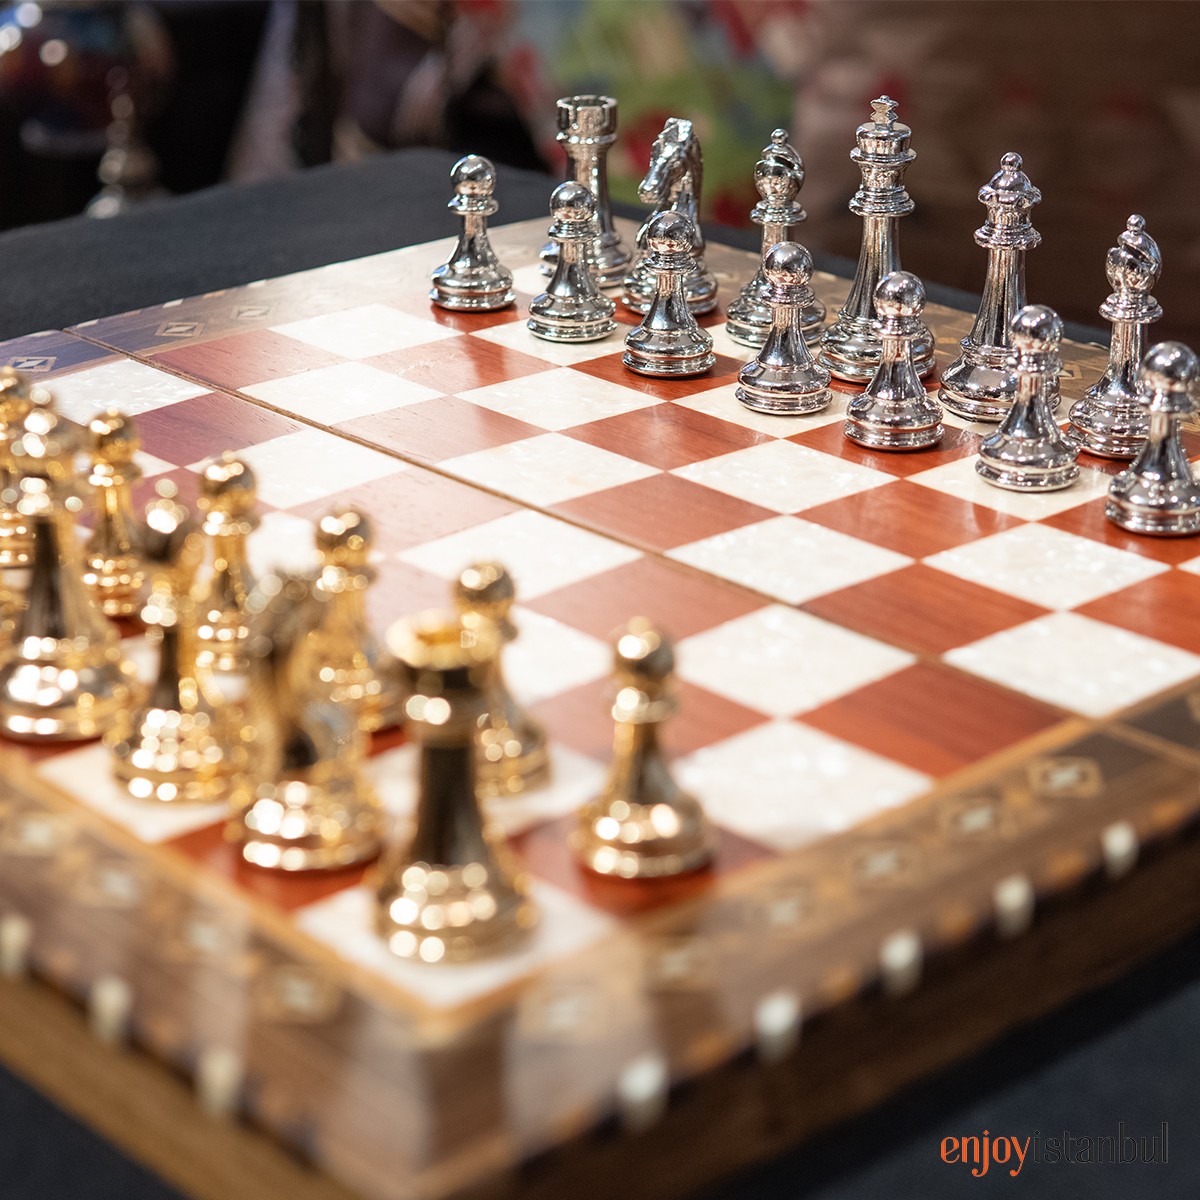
[[1010, 304, 1063, 354], [199, 452, 257, 516], [455, 561, 516, 635], [89, 409, 140, 464], [764, 241, 813, 290], [646, 210, 694, 255], [451, 154, 496, 197], [873, 270, 925, 319], [316, 506, 372, 567], [614, 617, 674, 682], [550, 180, 595, 223], [1139, 341, 1199, 396]]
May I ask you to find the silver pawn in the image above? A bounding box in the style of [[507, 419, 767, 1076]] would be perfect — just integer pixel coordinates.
[[819, 97, 933, 383], [528, 183, 617, 343], [940, 153, 1042, 422], [976, 305, 1079, 492], [1106, 342, 1200, 536], [726, 130, 824, 348], [735, 242, 831, 416], [539, 96, 632, 287], [429, 155, 515, 311], [845, 272, 943, 450], [623, 212, 715, 378], [1068, 215, 1163, 458]]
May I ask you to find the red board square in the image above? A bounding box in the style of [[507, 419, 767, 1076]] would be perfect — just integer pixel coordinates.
[[552, 473, 775, 552], [153, 329, 344, 390], [525, 555, 767, 642], [563, 402, 768, 470], [1077, 571, 1200, 655], [788, 421, 982, 478], [570, 350, 744, 401], [363, 334, 556, 394], [367, 559, 454, 631], [799, 662, 1063, 778], [802, 563, 1050, 657], [802, 480, 1026, 559], [1042, 497, 1200, 566], [339, 395, 543, 463], [135, 392, 305, 466]]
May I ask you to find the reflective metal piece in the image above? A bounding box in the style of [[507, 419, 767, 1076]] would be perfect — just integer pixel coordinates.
[[0, 368, 39, 569], [939, 153, 1042, 421], [623, 212, 715, 378], [429, 155, 515, 312], [572, 618, 713, 879], [229, 573, 382, 872], [1106, 342, 1200, 536], [82, 410, 145, 617], [375, 611, 537, 962], [453, 562, 549, 798], [309, 507, 405, 732], [819, 97, 933, 382], [0, 400, 137, 740], [622, 117, 717, 316], [539, 96, 632, 287], [735, 242, 831, 416], [1068, 215, 1163, 458], [107, 485, 239, 803], [726, 130, 824, 348], [528, 182, 617, 343], [194, 453, 258, 673], [976, 306, 1079, 492], [845, 271, 943, 450]]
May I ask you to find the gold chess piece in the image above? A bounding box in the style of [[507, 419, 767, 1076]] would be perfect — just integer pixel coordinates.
[[374, 611, 538, 963], [82, 410, 145, 618], [0, 367, 42, 569], [572, 619, 713, 879], [229, 573, 382, 871], [453, 562, 549, 797], [194, 453, 258, 672], [106, 485, 241, 803], [0, 399, 138, 740], [308, 507, 404, 731]]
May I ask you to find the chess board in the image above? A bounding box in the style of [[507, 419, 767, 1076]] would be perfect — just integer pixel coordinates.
[[5, 218, 1200, 1200]]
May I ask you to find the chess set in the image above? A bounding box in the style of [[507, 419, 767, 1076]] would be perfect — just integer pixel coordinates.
[[4, 94, 1200, 1200]]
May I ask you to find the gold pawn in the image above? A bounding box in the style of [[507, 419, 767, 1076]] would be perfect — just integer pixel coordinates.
[[82, 410, 145, 618], [571, 619, 713, 878], [453, 562, 549, 797], [307, 508, 405, 731], [374, 611, 538, 963], [194, 453, 258, 672], [106, 485, 241, 803], [0, 399, 138, 740], [0, 367, 41, 569], [228, 573, 382, 872]]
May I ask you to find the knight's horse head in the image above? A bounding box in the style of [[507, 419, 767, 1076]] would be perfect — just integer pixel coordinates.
[[637, 118, 700, 207]]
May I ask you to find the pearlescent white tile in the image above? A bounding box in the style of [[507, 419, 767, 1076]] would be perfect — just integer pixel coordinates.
[[51, 359, 209, 423], [945, 612, 1200, 717], [909, 455, 1110, 518], [272, 303, 457, 359], [398, 509, 641, 598], [668, 515, 909, 605], [439, 432, 657, 506], [512, 262, 549, 296], [134, 450, 175, 478], [677, 721, 931, 851], [674, 439, 892, 514], [458, 367, 657, 431], [204, 428, 405, 507], [503, 607, 610, 701], [37, 744, 227, 843], [677, 604, 914, 716], [246, 510, 321, 577], [295, 880, 616, 1009], [470, 320, 621, 365], [675, 384, 851, 436], [244, 361, 441, 421]]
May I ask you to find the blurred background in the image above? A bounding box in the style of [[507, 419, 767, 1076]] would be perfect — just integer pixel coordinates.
[[0, 0, 1196, 341]]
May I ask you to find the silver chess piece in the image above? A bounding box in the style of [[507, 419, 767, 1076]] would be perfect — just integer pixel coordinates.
[[726, 130, 824, 348], [528, 182, 617, 342], [819, 97, 933, 383], [429, 155, 515, 311], [1106, 342, 1200, 536], [940, 153, 1042, 422], [622, 117, 718, 316], [1068, 215, 1163, 458], [623, 211, 715, 378], [976, 305, 1079, 492], [735, 242, 831, 415], [845, 271, 943, 450], [539, 96, 632, 287]]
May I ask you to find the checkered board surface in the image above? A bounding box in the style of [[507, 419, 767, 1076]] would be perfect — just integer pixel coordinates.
[[7, 217, 1200, 1018]]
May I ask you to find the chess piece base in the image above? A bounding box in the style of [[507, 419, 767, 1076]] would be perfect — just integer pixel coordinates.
[[819, 315, 935, 383], [725, 299, 825, 349], [623, 347, 715, 378], [572, 795, 713, 879], [975, 455, 1080, 492], [82, 555, 143, 619], [622, 265, 718, 317], [1105, 496, 1200, 536], [939, 350, 1018, 422], [736, 382, 830, 416], [527, 312, 616, 343], [844, 417, 943, 450], [429, 280, 515, 312], [476, 704, 551, 798], [1067, 393, 1148, 459], [0, 652, 137, 741]]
